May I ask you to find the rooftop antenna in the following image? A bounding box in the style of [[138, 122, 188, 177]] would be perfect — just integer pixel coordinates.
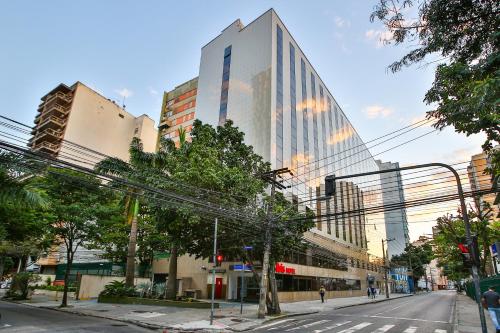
[[121, 95, 126, 109]]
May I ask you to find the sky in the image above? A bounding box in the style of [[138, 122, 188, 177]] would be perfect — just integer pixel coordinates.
[[0, 0, 487, 246]]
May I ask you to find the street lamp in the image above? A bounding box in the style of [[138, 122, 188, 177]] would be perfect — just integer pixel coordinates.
[[325, 162, 488, 332]]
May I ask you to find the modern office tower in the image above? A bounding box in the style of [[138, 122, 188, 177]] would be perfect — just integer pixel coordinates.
[[376, 160, 410, 258], [29, 81, 157, 167], [153, 9, 388, 301], [29, 82, 158, 277], [158, 77, 198, 147], [467, 148, 499, 220]]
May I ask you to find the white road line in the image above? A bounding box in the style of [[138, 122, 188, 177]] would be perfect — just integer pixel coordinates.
[[375, 301, 413, 315], [258, 319, 294, 329], [337, 322, 373, 333], [434, 330, 447, 333], [403, 326, 418, 333], [371, 324, 395, 332], [370, 315, 448, 324], [268, 319, 308, 330], [285, 319, 330, 331], [313, 321, 352, 333]]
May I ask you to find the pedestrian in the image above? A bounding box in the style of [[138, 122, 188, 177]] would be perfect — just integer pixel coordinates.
[[481, 286, 500, 333], [370, 287, 376, 299], [367, 287, 371, 298], [319, 285, 326, 303]]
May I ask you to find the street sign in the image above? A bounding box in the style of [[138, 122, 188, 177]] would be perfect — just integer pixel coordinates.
[[243, 246, 253, 250]]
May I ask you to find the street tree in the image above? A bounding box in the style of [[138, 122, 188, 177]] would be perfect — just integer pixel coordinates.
[[44, 168, 117, 307], [370, 0, 500, 172], [391, 243, 433, 290]]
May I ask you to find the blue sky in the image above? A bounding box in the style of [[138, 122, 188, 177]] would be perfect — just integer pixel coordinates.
[[0, 1, 486, 241]]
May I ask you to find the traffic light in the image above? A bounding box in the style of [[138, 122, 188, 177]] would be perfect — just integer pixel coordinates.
[[216, 253, 224, 267], [457, 240, 472, 268], [325, 175, 336, 196]]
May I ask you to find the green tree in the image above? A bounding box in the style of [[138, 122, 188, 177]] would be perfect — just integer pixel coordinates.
[[44, 168, 117, 307], [391, 243, 433, 290], [370, 0, 499, 172]]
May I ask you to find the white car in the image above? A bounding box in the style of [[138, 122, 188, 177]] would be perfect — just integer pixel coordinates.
[[0, 280, 11, 289]]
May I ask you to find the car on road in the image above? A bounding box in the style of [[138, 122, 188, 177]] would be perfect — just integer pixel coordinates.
[[0, 279, 11, 289]]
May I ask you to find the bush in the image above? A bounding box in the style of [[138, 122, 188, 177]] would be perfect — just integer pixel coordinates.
[[99, 280, 136, 298], [45, 276, 52, 286], [8, 272, 41, 300]]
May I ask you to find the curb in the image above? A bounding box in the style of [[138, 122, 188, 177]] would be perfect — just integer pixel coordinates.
[[332, 294, 414, 310]]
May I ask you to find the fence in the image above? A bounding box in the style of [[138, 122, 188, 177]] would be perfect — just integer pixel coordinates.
[[465, 275, 500, 301]]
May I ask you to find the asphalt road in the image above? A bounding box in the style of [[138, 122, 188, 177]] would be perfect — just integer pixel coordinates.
[[255, 291, 456, 333], [0, 301, 154, 332]]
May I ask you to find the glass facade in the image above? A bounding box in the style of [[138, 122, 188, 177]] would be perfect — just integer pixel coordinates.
[[276, 275, 361, 292], [218, 45, 232, 126], [276, 26, 284, 168], [289, 43, 297, 168], [319, 86, 327, 173], [300, 59, 309, 182], [310, 74, 319, 177], [327, 96, 334, 172]]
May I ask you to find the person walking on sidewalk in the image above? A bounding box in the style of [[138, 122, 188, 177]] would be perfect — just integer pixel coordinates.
[[481, 286, 500, 333], [319, 285, 326, 303], [367, 287, 371, 298]]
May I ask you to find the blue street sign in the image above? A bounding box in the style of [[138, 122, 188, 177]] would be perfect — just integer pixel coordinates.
[[243, 246, 253, 250], [233, 264, 252, 271]]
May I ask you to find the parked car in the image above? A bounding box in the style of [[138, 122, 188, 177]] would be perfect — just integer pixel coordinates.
[[0, 279, 11, 289]]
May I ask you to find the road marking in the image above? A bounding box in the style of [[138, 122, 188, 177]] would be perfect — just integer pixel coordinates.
[[403, 327, 418, 333], [313, 321, 352, 333], [370, 315, 448, 324], [434, 330, 447, 333], [268, 319, 308, 330], [337, 322, 373, 333], [285, 319, 330, 331], [371, 324, 395, 332], [258, 319, 294, 329]]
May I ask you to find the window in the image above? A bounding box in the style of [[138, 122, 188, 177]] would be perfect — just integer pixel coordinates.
[[289, 43, 297, 168], [276, 26, 283, 168], [134, 128, 139, 134], [310, 74, 319, 177], [301, 59, 309, 182], [327, 96, 334, 169], [319, 86, 327, 171], [219, 45, 232, 126]]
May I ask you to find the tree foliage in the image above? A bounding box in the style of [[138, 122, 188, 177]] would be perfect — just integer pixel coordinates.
[[391, 243, 433, 284], [371, 0, 499, 171]]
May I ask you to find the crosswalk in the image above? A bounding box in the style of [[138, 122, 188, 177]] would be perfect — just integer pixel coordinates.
[[260, 319, 450, 332]]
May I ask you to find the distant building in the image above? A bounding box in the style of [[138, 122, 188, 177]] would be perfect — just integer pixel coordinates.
[[376, 160, 410, 259], [158, 77, 198, 147], [467, 147, 499, 220], [30, 82, 157, 278], [29, 81, 157, 167]]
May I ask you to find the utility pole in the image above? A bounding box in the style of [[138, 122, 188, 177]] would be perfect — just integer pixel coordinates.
[[382, 238, 394, 299], [258, 168, 289, 319], [210, 217, 218, 326], [324, 162, 488, 332], [408, 246, 414, 294]]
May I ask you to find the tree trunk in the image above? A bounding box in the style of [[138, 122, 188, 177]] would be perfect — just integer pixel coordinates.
[[268, 262, 281, 315], [166, 245, 178, 300], [61, 250, 73, 307], [125, 198, 139, 288], [0, 257, 5, 278]]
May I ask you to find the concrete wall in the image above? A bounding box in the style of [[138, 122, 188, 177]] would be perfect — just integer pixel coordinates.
[[77, 275, 151, 300]]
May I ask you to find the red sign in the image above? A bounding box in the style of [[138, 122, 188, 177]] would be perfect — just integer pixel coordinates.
[[275, 262, 296, 275], [458, 243, 469, 253]]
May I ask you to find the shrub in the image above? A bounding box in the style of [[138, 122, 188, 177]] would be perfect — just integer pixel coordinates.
[[45, 276, 52, 286], [8, 272, 41, 300], [99, 280, 136, 298]]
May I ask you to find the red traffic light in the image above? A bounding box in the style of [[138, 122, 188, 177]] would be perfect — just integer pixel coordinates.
[[458, 243, 469, 253], [216, 255, 223, 262]]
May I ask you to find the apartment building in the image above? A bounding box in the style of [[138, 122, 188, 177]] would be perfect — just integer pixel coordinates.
[[30, 82, 158, 276], [467, 148, 499, 220], [153, 9, 388, 301], [158, 77, 198, 147], [376, 160, 410, 259]]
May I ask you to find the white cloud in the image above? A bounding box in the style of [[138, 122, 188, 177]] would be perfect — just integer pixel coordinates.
[[365, 29, 393, 48], [148, 87, 158, 96], [115, 88, 133, 98], [334, 16, 350, 28], [363, 105, 393, 119]]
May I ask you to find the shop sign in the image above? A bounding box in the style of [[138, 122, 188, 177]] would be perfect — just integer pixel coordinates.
[[275, 262, 296, 275]]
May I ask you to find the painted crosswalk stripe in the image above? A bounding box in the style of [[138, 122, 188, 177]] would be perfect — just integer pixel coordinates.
[[371, 325, 395, 332], [313, 321, 352, 333], [268, 319, 308, 330], [259, 319, 294, 329], [285, 319, 330, 331], [337, 322, 373, 333], [434, 330, 447, 333], [403, 327, 418, 333]]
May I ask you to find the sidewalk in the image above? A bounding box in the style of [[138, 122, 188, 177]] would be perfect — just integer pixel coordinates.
[[455, 293, 495, 333], [14, 293, 412, 332]]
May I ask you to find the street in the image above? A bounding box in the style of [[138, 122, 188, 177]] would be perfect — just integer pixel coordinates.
[[0, 301, 153, 332], [254, 291, 455, 333]]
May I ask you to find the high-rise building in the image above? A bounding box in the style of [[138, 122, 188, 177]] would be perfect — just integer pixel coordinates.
[[376, 160, 410, 258], [29, 81, 157, 167], [30, 82, 158, 277], [153, 9, 388, 301], [158, 77, 198, 147], [467, 148, 499, 220]]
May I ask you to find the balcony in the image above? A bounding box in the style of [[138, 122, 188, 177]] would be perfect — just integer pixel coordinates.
[[43, 103, 69, 118], [38, 115, 66, 131], [44, 91, 72, 106], [32, 141, 60, 154], [36, 128, 62, 142], [158, 118, 173, 130]]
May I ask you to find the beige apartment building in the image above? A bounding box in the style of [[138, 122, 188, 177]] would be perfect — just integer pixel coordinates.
[[29, 81, 157, 168], [30, 81, 157, 276], [467, 148, 499, 220]]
